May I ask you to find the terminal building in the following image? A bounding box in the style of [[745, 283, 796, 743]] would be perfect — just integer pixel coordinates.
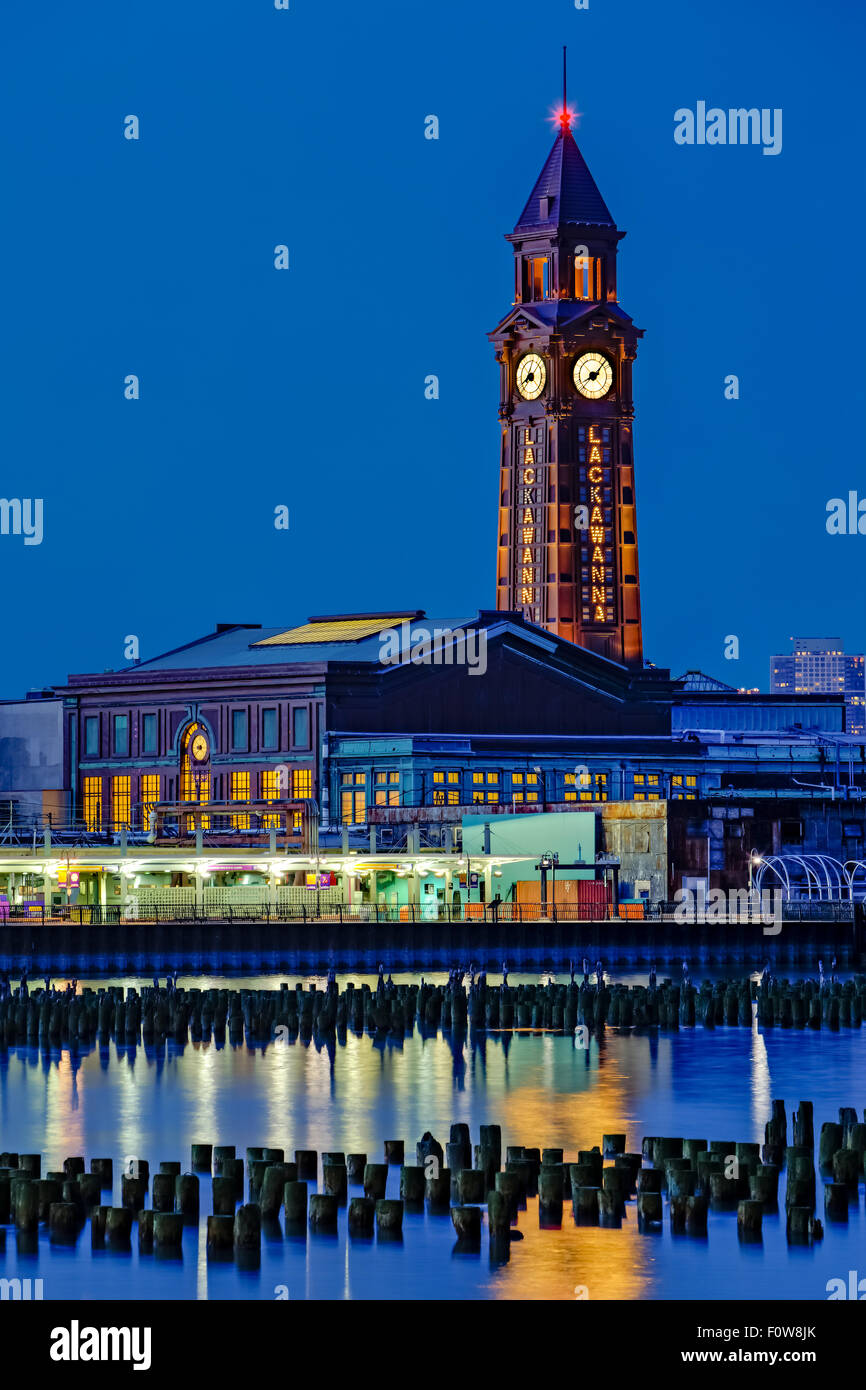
[[1, 99, 864, 921], [0, 608, 863, 918]]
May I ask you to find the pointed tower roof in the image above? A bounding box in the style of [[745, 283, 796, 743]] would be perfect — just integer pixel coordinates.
[[514, 127, 615, 234]]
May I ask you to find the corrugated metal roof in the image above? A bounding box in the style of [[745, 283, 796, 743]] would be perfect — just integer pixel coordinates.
[[122, 617, 480, 672]]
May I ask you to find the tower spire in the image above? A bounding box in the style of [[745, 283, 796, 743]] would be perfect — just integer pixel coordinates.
[[562, 45, 568, 130], [558, 45, 572, 130]]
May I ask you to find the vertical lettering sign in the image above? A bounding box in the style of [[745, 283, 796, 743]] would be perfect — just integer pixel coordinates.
[[512, 424, 546, 624], [578, 424, 616, 625]]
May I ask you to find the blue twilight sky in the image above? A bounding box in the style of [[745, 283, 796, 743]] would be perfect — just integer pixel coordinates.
[[1, 0, 864, 696]]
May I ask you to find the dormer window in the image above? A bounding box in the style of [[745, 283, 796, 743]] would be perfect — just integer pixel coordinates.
[[539, 195, 554, 219], [574, 255, 603, 301]]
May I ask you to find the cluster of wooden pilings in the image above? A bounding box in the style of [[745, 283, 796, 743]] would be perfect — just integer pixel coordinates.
[[1, 1101, 863, 1261], [1, 974, 864, 1049]]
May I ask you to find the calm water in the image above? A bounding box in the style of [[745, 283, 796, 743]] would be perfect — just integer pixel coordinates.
[[1, 970, 864, 1302]]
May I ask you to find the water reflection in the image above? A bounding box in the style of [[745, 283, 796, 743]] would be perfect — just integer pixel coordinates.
[[0, 971, 863, 1302]]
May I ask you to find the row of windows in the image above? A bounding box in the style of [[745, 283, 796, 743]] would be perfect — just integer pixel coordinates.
[[81, 768, 313, 831], [339, 768, 698, 813], [83, 707, 311, 759], [520, 254, 605, 303]]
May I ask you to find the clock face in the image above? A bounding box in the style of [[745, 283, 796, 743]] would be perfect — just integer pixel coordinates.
[[574, 352, 613, 399], [190, 734, 209, 762], [516, 353, 546, 401]]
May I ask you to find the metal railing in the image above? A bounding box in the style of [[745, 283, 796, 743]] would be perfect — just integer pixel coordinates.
[[0, 900, 860, 928]]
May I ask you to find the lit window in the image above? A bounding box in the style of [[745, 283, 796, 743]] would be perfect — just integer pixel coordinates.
[[574, 255, 602, 301], [527, 257, 550, 300], [527, 773, 539, 785], [433, 772, 445, 784], [634, 774, 645, 786], [634, 793, 645, 801], [341, 789, 365, 824], [111, 775, 131, 830], [141, 774, 159, 830], [83, 777, 102, 832], [647, 774, 659, 786], [231, 771, 250, 829], [473, 772, 484, 784], [685, 776, 697, 788], [293, 768, 313, 798], [487, 772, 499, 784], [261, 769, 281, 828], [447, 771, 459, 784]]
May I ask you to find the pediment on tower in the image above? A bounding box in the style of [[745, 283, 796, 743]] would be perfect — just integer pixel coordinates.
[[488, 299, 634, 345]]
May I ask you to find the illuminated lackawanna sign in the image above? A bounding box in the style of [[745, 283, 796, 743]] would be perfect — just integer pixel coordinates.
[[579, 423, 616, 625], [513, 423, 546, 623]]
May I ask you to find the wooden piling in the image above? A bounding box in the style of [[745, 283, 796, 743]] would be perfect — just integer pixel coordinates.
[[138, 1210, 154, 1252], [363, 1163, 388, 1201], [375, 1199, 403, 1233], [206, 1214, 234, 1254], [106, 1206, 132, 1248], [824, 1182, 849, 1220], [153, 1213, 183, 1248], [191, 1144, 212, 1172], [399, 1166, 425, 1204], [322, 1162, 348, 1203], [737, 1200, 763, 1235], [308, 1194, 338, 1231], [295, 1150, 317, 1181], [234, 1203, 262, 1248], [451, 1205, 481, 1241], [284, 1180, 308, 1224], [48, 1202, 80, 1243], [91, 1158, 113, 1188], [152, 1173, 175, 1213]]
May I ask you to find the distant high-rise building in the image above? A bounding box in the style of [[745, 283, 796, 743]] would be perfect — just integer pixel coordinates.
[[770, 639, 865, 735]]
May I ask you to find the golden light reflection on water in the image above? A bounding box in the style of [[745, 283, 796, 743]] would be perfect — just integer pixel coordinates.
[[479, 1051, 648, 1300]]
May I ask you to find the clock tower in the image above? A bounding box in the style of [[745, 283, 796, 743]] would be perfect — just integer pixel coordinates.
[[489, 89, 644, 668]]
